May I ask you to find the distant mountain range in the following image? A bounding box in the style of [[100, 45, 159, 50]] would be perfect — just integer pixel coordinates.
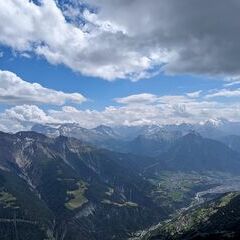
[[32, 118, 240, 157], [158, 132, 240, 174], [32, 123, 121, 144], [31, 121, 240, 174]]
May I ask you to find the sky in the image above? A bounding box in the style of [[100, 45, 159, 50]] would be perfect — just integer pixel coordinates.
[[1, 0, 240, 132]]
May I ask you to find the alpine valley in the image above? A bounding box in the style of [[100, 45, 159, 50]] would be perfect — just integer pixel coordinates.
[[2, 0, 240, 239], [0, 119, 240, 239]]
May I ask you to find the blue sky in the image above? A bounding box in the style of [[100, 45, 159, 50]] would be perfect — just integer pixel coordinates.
[[0, 0, 240, 131], [0, 46, 224, 111]]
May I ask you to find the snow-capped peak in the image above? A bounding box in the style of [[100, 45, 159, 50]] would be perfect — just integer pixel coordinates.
[[200, 118, 229, 127]]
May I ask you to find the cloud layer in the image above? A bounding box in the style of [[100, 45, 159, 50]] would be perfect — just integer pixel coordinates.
[[2, 1, 240, 132], [2, 91, 240, 132], [1, 0, 240, 80], [0, 70, 86, 105], [206, 89, 240, 98], [0, 68, 239, 132]]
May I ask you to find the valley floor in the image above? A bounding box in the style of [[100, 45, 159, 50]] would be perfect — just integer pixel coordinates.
[[130, 171, 240, 240]]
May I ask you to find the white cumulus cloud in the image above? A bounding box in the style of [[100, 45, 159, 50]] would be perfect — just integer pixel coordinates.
[[0, 70, 86, 105], [2, 92, 240, 132], [1, 0, 240, 80], [115, 93, 158, 105], [205, 88, 240, 98]]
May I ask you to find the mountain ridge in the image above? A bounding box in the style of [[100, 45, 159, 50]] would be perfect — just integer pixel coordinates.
[[0, 130, 166, 240]]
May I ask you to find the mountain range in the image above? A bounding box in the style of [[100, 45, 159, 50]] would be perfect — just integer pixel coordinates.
[[1, 119, 240, 239], [31, 119, 240, 157], [0, 131, 166, 240]]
